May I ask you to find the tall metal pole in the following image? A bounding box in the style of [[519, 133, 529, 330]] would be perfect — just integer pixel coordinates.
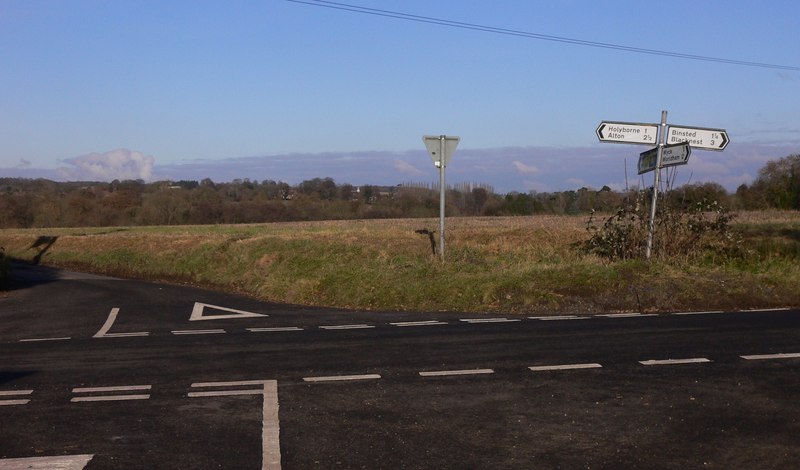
[[645, 110, 668, 259], [438, 135, 446, 261]]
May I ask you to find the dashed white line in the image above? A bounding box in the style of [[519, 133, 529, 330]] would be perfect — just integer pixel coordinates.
[[0, 390, 33, 406], [171, 329, 227, 335], [248, 327, 303, 332], [529, 363, 603, 372], [71, 385, 152, 403], [639, 358, 711, 366], [319, 324, 375, 330], [19, 337, 72, 342], [459, 318, 520, 324], [419, 369, 494, 377], [390, 320, 447, 327], [741, 352, 800, 361], [303, 374, 382, 383]]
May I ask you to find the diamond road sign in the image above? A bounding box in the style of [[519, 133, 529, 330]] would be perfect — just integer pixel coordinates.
[[596, 121, 659, 145], [666, 125, 729, 151]]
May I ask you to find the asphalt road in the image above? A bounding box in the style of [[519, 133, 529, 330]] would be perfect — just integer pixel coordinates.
[[1, 263, 799, 469]]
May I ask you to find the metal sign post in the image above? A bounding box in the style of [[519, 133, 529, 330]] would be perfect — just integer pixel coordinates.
[[596, 112, 729, 260], [423, 135, 460, 261]]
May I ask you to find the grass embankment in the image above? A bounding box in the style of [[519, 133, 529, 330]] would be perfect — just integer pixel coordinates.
[[1, 212, 799, 314]]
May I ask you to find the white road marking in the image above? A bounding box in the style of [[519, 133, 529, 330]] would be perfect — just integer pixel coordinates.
[[419, 369, 494, 377], [303, 374, 382, 382], [71, 394, 150, 403], [19, 337, 71, 342], [639, 358, 711, 366], [248, 327, 303, 332], [93, 308, 148, 338], [529, 315, 589, 321], [171, 329, 227, 335], [741, 352, 800, 360], [71, 385, 151, 402], [529, 363, 603, 372], [0, 454, 94, 469], [189, 302, 267, 321], [459, 318, 520, 323], [672, 310, 724, 316], [598, 313, 657, 318], [320, 324, 375, 330], [740, 307, 792, 313], [390, 320, 447, 327], [188, 380, 281, 470], [0, 390, 33, 406]]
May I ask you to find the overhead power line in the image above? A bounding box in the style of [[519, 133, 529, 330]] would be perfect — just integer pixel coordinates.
[[287, 0, 800, 72]]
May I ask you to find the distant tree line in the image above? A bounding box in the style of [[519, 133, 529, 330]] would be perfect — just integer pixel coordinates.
[[1, 154, 797, 229]]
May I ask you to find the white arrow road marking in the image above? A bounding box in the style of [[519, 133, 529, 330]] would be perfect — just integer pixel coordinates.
[[93, 308, 149, 338], [0, 454, 94, 469], [189, 302, 267, 321], [188, 380, 281, 470]]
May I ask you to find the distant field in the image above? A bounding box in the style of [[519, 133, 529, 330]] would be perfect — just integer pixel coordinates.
[[2, 212, 799, 314]]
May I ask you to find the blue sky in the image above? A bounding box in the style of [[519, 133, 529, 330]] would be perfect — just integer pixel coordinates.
[[2, 0, 799, 193]]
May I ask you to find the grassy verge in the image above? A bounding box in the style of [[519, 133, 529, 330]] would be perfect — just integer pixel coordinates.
[[1, 212, 799, 314]]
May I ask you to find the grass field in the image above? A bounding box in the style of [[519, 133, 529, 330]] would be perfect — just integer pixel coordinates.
[[2, 212, 799, 314]]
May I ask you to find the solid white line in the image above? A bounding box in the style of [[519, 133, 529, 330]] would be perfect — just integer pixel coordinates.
[[0, 399, 30, 406], [639, 358, 711, 366], [0, 390, 33, 397], [390, 320, 447, 327], [171, 329, 226, 335], [419, 369, 494, 377], [319, 324, 375, 330], [741, 352, 800, 360], [93, 308, 120, 338], [459, 318, 521, 323], [248, 327, 303, 332], [19, 337, 72, 342], [741, 307, 792, 313], [529, 315, 589, 321], [73, 385, 152, 393], [262, 380, 282, 470], [70, 395, 150, 402], [598, 313, 657, 318], [303, 374, 381, 382], [672, 310, 724, 316], [529, 363, 603, 371]]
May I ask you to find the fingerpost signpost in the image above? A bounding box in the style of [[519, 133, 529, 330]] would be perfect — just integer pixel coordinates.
[[597, 111, 729, 259]]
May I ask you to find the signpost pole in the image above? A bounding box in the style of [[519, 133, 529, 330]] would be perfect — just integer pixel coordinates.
[[438, 135, 446, 261], [645, 110, 668, 259]]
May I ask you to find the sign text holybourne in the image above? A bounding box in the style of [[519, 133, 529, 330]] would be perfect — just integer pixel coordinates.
[[596, 121, 658, 145]]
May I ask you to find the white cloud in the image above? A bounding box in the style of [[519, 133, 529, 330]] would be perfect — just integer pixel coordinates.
[[393, 159, 425, 176], [513, 160, 540, 175], [58, 149, 155, 181]]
